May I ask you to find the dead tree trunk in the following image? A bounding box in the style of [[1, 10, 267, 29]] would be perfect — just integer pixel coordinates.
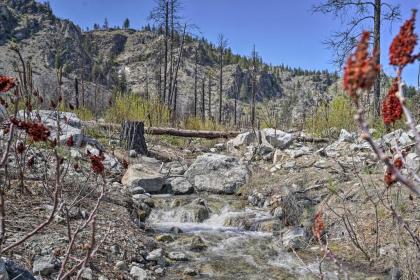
[[201, 77, 205, 121], [74, 78, 79, 109], [120, 121, 148, 155], [208, 75, 212, 119]]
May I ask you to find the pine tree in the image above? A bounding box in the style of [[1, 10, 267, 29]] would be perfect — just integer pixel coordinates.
[[123, 18, 130, 29]]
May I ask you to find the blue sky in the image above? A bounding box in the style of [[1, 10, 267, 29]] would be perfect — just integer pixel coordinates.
[[40, 0, 419, 86]]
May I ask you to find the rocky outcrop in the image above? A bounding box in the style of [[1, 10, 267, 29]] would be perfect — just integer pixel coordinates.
[[184, 153, 250, 194]]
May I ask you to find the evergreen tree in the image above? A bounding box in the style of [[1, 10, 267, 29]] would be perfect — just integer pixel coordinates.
[[123, 18, 130, 29]]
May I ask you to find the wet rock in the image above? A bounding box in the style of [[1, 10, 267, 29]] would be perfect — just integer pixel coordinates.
[[169, 227, 183, 234], [261, 128, 293, 149], [167, 252, 188, 261], [223, 213, 256, 229], [179, 199, 210, 222], [130, 266, 148, 280], [183, 267, 198, 276], [32, 255, 60, 276], [190, 236, 207, 251], [185, 153, 250, 194], [154, 267, 164, 275], [155, 234, 174, 243], [214, 143, 225, 151], [166, 177, 194, 195], [130, 186, 146, 195], [256, 219, 283, 232], [282, 227, 308, 250], [122, 164, 165, 194]]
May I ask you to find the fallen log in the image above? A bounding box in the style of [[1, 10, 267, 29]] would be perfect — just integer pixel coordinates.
[[82, 121, 330, 142]]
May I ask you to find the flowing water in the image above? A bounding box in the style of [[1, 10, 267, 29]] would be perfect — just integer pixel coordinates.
[[146, 194, 369, 280]]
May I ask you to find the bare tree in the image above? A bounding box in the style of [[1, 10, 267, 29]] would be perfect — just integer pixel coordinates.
[[193, 44, 199, 117], [313, 0, 401, 116], [250, 45, 259, 128], [201, 77, 206, 121], [217, 33, 228, 124], [208, 71, 212, 119]]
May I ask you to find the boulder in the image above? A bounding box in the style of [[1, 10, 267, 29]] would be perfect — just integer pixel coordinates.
[[226, 132, 256, 153], [167, 177, 194, 195], [282, 227, 308, 250], [338, 129, 355, 143], [122, 164, 165, 194], [160, 161, 187, 176], [130, 266, 148, 280], [146, 248, 164, 261], [382, 129, 403, 147], [184, 153, 250, 194], [261, 128, 293, 149], [4, 259, 35, 280], [177, 198, 210, 223], [32, 255, 60, 276]]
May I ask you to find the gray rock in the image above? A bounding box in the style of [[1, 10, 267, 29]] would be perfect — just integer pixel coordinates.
[[167, 177, 194, 195], [183, 267, 198, 276], [382, 129, 403, 147], [226, 131, 257, 153], [388, 267, 402, 280], [129, 150, 138, 158], [184, 153, 250, 194], [130, 266, 148, 280], [161, 161, 187, 176], [338, 129, 355, 143], [256, 143, 274, 156], [285, 146, 311, 158], [4, 259, 35, 280], [214, 143, 226, 151], [271, 207, 284, 219], [190, 236, 207, 251], [176, 198, 210, 223], [114, 260, 128, 271], [261, 128, 293, 149], [282, 227, 308, 250], [0, 259, 8, 280], [32, 255, 60, 276], [146, 248, 163, 261], [81, 268, 93, 280], [130, 186, 146, 195], [169, 227, 183, 234], [398, 132, 413, 146], [167, 252, 188, 261], [122, 164, 165, 194], [405, 153, 420, 173]]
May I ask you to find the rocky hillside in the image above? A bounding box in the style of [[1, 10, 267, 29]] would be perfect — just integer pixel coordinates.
[[0, 0, 337, 122]]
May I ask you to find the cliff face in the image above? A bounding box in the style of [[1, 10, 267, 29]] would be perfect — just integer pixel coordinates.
[[0, 0, 336, 122]]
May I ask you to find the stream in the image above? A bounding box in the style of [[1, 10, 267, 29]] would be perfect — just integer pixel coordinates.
[[144, 194, 367, 280]]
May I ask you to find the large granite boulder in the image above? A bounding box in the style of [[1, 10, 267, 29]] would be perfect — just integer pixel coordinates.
[[184, 153, 250, 194], [261, 128, 293, 149], [122, 164, 165, 194]]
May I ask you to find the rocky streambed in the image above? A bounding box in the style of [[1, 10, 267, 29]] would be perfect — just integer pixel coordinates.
[[141, 194, 371, 280]]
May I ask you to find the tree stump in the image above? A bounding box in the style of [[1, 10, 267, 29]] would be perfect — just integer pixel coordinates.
[[120, 121, 148, 155]]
